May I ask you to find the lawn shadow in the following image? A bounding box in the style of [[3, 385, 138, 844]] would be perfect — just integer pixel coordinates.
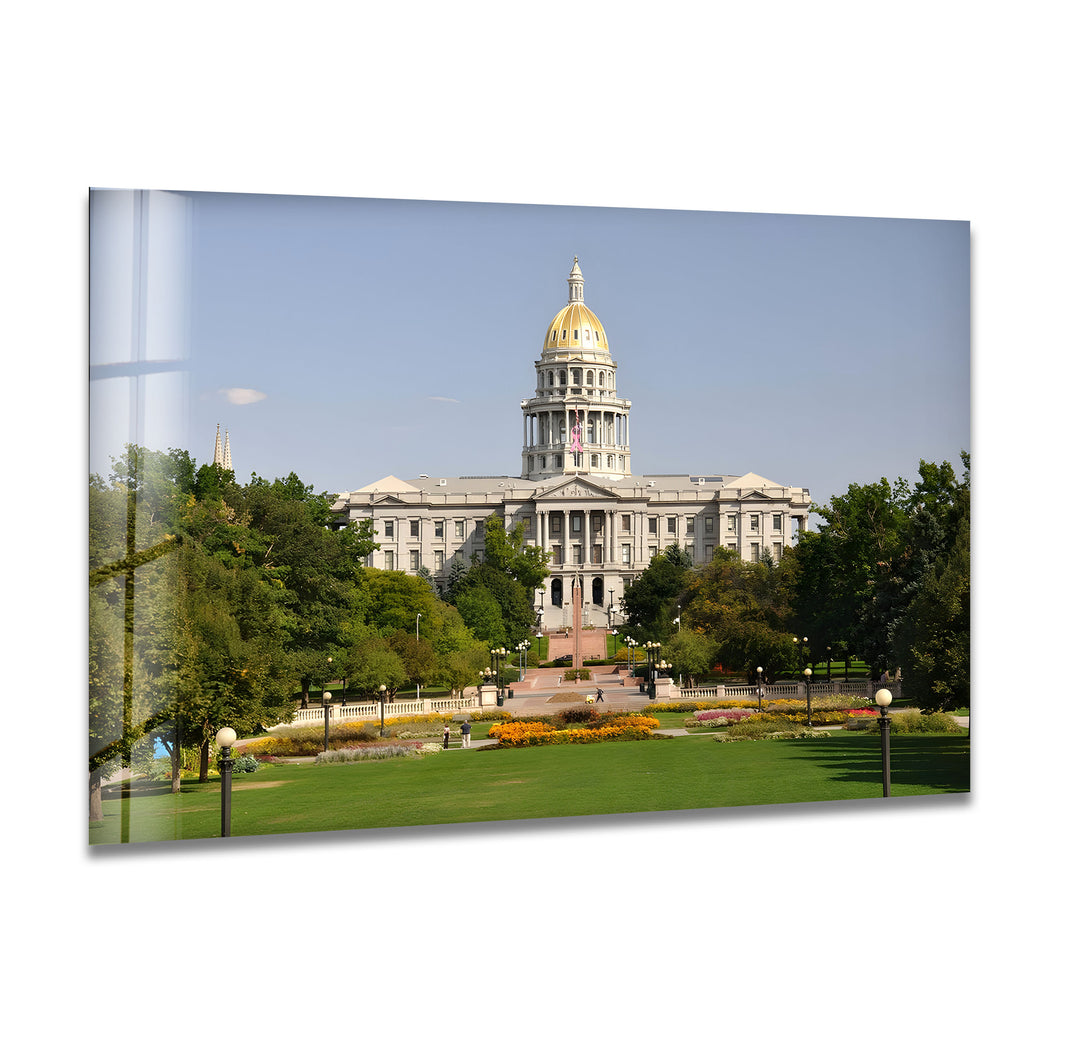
[[787, 734, 970, 792]]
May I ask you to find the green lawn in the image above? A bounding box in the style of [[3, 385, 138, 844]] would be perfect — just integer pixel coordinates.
[[90, 731, 969, 846]]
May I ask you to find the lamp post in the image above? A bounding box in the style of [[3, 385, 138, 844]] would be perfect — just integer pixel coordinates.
[[322, 690, 332, 751], [378, 684, 387, 737], [826, 645, 832, 684], [875, 688, 893, 797], [626, 636, 638, 682], [645, 641, 661, 698], [216, 726, 237, 838], [516, 640, 529, 680], [803, 667, 813, 727], [756, 665, 764, 712], [490, 647, 508, 704], [416, 613, 423, 700]]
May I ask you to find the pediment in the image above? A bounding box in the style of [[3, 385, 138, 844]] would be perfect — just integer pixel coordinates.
[[532, 476, 621, 502], [731, 472, 780, 500]]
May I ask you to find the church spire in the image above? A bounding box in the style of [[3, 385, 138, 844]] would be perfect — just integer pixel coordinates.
[[567, 256, 584, 304], [213, 423, 233, 471]]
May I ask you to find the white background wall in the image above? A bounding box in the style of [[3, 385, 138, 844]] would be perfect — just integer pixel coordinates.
[[8, 3, 1071, 1041]]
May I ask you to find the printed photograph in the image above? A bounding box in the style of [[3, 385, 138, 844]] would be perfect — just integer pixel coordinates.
[[89, 190, 970, 845]]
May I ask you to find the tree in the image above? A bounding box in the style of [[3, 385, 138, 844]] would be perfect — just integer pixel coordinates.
[[791, 476, 910, 673], [446, 515, 547, 647], [622, 550, 691, 642], [891, 453, 970, 709], [684, 548, 799, 680], [665, 628, 718, 686]]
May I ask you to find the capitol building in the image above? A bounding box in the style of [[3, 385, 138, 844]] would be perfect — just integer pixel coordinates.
[[330, 259, 811, 630]]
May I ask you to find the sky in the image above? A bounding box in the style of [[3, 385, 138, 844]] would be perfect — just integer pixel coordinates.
[[90, 191, 969, 516]]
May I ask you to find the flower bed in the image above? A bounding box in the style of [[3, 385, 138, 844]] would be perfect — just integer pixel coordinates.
[[489, 714, 660, 748], [685, 709, 756, 727]]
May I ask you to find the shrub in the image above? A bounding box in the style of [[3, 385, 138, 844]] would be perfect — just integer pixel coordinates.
[[870, 712, 964, 734], [559, 706, 600, 725], [314, 742, 428, 765], [232, 755, 259, 773]]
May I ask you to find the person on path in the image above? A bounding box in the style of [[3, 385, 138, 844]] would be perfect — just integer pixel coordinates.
[[461, 719, 472, 748], [595, 687, 605, 703], [443, 724, 450, 749]]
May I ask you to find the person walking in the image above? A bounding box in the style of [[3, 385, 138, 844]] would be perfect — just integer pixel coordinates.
[[595, 687, 605, 703], [443, 724, 451, 749], [461, 719, 472, 748]]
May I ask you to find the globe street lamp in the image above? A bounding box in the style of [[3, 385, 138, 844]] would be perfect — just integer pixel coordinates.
[[516, 640, 529, 680], [322, 690, 332, 751], [875, 687, 893, 797], [803, 667, 813, 727], [216, 726, 237, 838], [756, 666, 764, 712], [625, 637, 638, 682], [491, 647, 508, 705], [378, 684, 388, 737], [416, 613, 423, 700]]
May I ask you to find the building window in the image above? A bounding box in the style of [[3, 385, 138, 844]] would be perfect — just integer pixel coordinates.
[[590, 454, 599, 467], [571, 515, 582, 534], [751, 544, 760, 562], [667, 517, 677, 534], [591, 545, 603, 564], [727, 542, 736, 551], [384, 550, 394, 570], [750, 515, 760, 532], [540, 455, 547, 468], [622, 544, 631, 564], [621, 514, 631, 532], [523, 516, 533, 533], [607, 454, 614, 468], [434, 520, 444, 538], [409, 550, 419, 570], [384, 520, 394, 538], [704, 544, 714, 560], [573, 545, 583, 564], [773, 542, 783, 559], [705, 516, 714, 534], [728, 515, 737, 532], [551, 546, 563, 565], [599, 372, 605, 387], [434, 550, 444, 570], [455, 520, 464, 538], [551, 515, 562, 535], [773, 513, 783, 532], [410, 519, 419, 538], [685, 544, 694, 560], [573, 330, 579, 340], [686, 517, 695, 535]]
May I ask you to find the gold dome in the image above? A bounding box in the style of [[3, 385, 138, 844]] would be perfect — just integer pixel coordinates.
[[542, 257, 609, 354]]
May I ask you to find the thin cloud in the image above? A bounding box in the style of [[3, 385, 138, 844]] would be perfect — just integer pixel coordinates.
[[221, 388, 267, 405], [427, 395, 460, 404]]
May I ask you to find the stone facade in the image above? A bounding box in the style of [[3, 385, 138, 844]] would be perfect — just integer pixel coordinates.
[[330, 260, 810, 630]]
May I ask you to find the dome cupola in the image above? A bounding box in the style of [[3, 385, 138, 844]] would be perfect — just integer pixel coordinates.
[[543, 256, 609, 355]]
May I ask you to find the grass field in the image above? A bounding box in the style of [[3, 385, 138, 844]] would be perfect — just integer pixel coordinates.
[[90, 730, 969, 846]]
